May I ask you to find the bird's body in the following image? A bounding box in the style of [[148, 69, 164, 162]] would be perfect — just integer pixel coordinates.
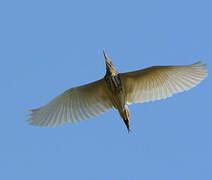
[[104, 69, 130, 131], [27, 52, 208, 132]]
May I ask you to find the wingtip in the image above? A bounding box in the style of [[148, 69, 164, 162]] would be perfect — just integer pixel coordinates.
[[199, 60, 203, 64], [201, 64, 208, 69], [192, 60, 202, 66], [192, 60, 207, 66], [25, 114, 32, 118], [191, 60, 208, 70], [26, 109, 33, 113]]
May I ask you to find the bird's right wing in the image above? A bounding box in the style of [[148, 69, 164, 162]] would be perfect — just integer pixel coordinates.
[[26, 79, 113, 127], [121, 61, 208, 104]]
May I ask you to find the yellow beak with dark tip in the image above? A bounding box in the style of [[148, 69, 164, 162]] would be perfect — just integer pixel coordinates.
[[103, 50, 108, 60], [103, 50, 112, 65], [103, 51, 117, 75]]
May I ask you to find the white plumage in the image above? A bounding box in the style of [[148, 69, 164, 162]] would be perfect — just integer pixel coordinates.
[[27, 79, 113, 126], [122, 61, 208, 104], [26, 56, 208, 130]]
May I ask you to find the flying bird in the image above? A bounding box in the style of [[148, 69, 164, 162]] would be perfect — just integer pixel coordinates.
[[26, 52, 208, 132]]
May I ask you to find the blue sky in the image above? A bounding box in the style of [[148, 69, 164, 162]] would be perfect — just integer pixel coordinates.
[[0, 0, 211, 179]]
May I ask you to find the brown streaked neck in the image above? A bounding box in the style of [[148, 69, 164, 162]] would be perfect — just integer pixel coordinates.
[[106, 67, 119, 76]]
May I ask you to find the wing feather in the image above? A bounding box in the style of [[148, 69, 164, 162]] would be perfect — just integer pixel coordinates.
[[27, 79, 113, 127], [121, 61, 208, 104]]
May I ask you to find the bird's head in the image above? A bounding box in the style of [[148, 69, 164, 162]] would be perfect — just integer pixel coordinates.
[[103, 51, 118, 75]]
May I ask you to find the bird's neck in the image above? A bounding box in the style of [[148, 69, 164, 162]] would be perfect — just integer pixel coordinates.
[[105, 71, 122, 94], [106, 67, 119, 76]]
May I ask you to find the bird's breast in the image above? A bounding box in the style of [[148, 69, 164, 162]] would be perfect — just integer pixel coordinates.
[[104, 73, 126, 110], [104, 73, 122, 94]]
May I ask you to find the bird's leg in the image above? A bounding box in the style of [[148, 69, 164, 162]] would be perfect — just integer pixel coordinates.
[[119, 106, 131, 132], [123, 118, 131, 133]]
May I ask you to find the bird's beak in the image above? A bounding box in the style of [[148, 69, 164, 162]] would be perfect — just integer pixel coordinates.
[[103, 50, 110, 64], [103, 50, 117, 74]]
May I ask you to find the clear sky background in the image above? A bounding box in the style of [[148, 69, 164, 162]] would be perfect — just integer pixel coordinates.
[[0, 0, 211, 179]]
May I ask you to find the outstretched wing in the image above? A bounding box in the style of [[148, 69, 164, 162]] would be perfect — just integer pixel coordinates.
[[26, 79, 113, 127], [121, 61, 208, 104]]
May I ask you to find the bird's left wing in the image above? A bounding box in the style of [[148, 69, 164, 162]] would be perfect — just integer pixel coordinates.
[[26, 79, 113, 127], [120, 61, 208, 104]]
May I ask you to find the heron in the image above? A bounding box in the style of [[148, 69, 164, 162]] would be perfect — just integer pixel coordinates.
[[26, 51, 208, 132]]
